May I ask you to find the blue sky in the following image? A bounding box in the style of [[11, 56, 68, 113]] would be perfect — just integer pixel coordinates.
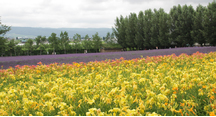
[[0, 0, 213, 28]]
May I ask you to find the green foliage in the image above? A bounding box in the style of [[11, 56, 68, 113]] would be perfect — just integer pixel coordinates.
[[24, 39, 34, 55], [0, 20, 11, 56], [35, 35, 47, 55], [82, 34, 93, 51], [73, 33, 81, 53], [0, 24, 11, 36], [181, 5, 195, 46], [105, 32, 116, 46], [158, 8, 171, 48], [169, 5, 185, 47], [48, 33, 58, 53], [0, 37, 8, 57], [150, 9, 161, 48], [135, 11, 145, 50], [202, 0, 216, 46], [143, 9, 153, 49], [7, 39, 18, 56], [125, 13, 137, 50], [60, 31, 69, 54], [191, 5, 206, 46], [112, 15, 127, 50], [113, 1, 216, 49], [92, 32, 102, 52]]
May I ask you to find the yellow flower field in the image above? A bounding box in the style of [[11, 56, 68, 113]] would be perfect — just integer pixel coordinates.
[[0, 51, 216, 116]]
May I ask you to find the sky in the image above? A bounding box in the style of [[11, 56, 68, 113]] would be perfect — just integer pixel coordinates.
[[0, 0, 213, 28]]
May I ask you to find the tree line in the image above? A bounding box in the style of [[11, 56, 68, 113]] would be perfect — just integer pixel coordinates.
[[0, 30, 104, 56], [112, 1, 216, 50]]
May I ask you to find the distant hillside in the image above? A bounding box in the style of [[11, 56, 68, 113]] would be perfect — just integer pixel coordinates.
[[4, 27, 113, 38]]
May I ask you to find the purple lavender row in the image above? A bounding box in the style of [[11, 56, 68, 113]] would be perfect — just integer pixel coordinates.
[[0, 47, 216, 69]]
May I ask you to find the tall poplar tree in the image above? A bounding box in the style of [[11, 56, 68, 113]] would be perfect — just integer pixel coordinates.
[[0, 37, 8, 57], [73, 33, 81, 53], [158, 8, 171, 48], [202, 0, 216, 46], [144, 9, 153, 49], [48, 33, 58, 54], [0, 19, 11, 57], [135, 11, 145, 50], [60, 31, 69, 54], [7, 39, 17, 56], [150, 9, 160, 48], [92, 32, 102, 52], [82, 34, 92, 52], [191, 5, 206, 46], [181, 5, 195, 46], [169, 5, 183, 47], [113, 15, 127, 50], [35, 35, 47, 55], [24, 39, 34, 55], [125, 13, 137, 50]]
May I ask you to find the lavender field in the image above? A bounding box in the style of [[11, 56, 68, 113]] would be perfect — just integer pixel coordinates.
[[0, 47, 216, 69]]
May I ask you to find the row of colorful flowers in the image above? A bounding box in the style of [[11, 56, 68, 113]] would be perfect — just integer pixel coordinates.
[[0, 51, 215, 116]]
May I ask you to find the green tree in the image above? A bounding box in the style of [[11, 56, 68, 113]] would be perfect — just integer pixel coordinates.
[[82, 34, 92, 52], [35, 35, 42, 46], [35, 35, 47, 55], [150, 9, 160, 48], [202, 0, 216, 46], [112, 15, 127, 50], [191, 5, 207, 46], [135, 11, 145, 50], [8, 39, 19, 56], [73, 33, 81, 53], [111, 32, 115, 40], [0, 19, 11, 56], [24, 39, 33, 55], [105, 32, 111, 44], [60, 31, 69, 54], [92, 32, 102, 52], [169, 5, 183, 47], [0, 24, 11, 36], [48, 33, 58, 54], [125, 13, 137, 50], [105, 32, 115, 46], [144, 9, 154, 49], [15, 45, 22, 56], [7, 39, 14, 56], [0, 37, 8, 57], [169, 5, 195, 47], [158, 8, 171, 48], [181, 5, 195, 46]]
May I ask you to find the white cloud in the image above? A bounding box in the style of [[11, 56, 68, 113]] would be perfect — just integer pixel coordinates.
[[0, 0, 213, 28]]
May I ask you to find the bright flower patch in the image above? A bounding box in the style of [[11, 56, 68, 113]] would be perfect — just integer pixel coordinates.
[[0, 51, 216, 116]]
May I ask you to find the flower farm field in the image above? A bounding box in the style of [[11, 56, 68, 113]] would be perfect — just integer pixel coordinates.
[[0, 47, 216, 69], [0, 47, 216, 116]]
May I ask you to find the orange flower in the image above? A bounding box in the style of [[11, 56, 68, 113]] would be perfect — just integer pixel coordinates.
[[37, 61, 42, 65], [165, 103, 168, 106], [180, 102, 185, 107], [175, 109, 183, 116], [210, 59, 214, 62], [172, 87, 178, 91], [188, 108, 193, 112], [212, 88, 216, 93], [202, 85, 206, 88], [188, 108, 196, 115], [209, 112, 215, 116], [210, 96, 214, 100], [173, 91, 177, 94], [77, 104, 81, 108]]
